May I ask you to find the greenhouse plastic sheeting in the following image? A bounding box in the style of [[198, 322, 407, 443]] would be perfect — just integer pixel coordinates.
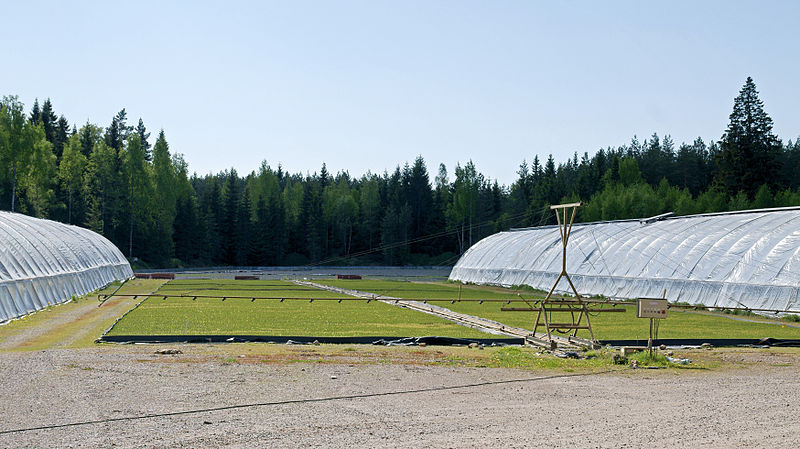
[[449, 207, 800, 312], [0, 211, 132, 322]]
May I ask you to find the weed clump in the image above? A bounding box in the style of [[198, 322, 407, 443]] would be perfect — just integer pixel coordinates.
[[629, 351, 670, 367]]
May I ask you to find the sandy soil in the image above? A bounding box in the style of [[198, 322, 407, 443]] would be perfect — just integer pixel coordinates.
[[1, 345, 798, 448]]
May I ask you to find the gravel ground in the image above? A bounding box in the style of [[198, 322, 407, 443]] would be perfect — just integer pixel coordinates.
[[1, 345, 798, 448]]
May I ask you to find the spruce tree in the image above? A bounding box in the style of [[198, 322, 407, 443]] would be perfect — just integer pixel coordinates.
[[173, 195, 200, 263], [714, 77, 781, 197], [40, 99, 58, 143], [319, 163, 330, 188], [151, 130, 176, 263], [79, 121, 102, 157], [407, 156, 433, 252], [54, 115, 70, 160], [29, 99, 41, 125], [104, 115, 121, 151], [136, 118, 152, 162], [235, 186, 252, 265], [221, 170, 241, 265], [104, 109, 132, 150]]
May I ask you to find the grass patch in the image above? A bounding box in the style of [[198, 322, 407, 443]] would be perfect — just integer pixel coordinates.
[[320, 279, 800, 340], [107, 280, 494, 338]]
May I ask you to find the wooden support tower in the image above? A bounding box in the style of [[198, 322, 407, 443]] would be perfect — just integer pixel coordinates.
[[531, 202, 597, 349]]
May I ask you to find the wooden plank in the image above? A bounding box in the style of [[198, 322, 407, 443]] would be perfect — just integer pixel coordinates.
[[550, 202, 582, 209]]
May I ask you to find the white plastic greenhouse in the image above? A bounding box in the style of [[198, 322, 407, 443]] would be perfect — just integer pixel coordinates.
[[0, 211, 132, 322], [449, 207, 800, 312]]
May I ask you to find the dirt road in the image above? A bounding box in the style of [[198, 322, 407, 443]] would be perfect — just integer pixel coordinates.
[[0, 345, 798, 448]]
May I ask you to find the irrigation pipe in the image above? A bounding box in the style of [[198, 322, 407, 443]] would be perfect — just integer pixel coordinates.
[[96, 277, 131, 307], [92, 293, 800, 315]]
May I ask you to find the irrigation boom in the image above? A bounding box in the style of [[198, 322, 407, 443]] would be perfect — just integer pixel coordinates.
[[96, 294, 800, 314]]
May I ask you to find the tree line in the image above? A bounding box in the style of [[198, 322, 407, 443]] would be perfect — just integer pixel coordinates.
[[1, 77, 798, 267]]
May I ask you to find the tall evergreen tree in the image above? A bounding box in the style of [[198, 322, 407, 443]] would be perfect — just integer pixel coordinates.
[[407, 156, 433, 253], [150, 130, 176, 263], [358, 174, 382, 250], [714, 77, 782, 197], [40, 98, 58, 144], [319, 163, 330, 189], [53, 115, 70, 161], [78, 121, 102, 157], [235, 186, 252, 265], [29, 99, 41, 125], [136, 118, 152, 162], [122, 134, 152, 258], [198, 177, 223, 263], [221, 169, 241, 264], [104, 109, 132, 151]]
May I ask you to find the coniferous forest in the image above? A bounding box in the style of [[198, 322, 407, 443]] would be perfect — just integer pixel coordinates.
[[1, 77, 799, 268]]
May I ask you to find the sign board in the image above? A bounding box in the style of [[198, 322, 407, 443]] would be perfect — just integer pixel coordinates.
[[637, 298, 668, 318]]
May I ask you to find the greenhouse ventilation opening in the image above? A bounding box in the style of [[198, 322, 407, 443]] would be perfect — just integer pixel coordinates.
[[449, 206, 800, 314], [0, 211, 133, 322]]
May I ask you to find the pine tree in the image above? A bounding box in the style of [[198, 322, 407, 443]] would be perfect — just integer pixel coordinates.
[[714, 77, 782, 197]]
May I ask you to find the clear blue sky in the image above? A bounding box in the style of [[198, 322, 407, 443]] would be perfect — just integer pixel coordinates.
[[3, 1, 798, 185]]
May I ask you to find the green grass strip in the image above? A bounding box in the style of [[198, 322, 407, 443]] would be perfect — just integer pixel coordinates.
[[107, 280, 494, 338], [319, 280, 800, 340]]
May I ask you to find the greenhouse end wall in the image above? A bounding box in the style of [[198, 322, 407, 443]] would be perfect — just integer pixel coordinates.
[[0, 211, 133, 322], [449, 207, 800, 312]]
